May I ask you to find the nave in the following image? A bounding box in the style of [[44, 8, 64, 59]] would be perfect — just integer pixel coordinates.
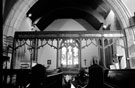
[[2, 0, 135, 88]]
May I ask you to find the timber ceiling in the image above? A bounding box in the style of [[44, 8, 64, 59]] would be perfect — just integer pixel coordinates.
[[27, 0, 111, 31]]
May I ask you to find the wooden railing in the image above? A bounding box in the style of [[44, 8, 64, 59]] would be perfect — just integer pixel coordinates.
[[2, 69, 31, 88], [2, 69, 63, 88]]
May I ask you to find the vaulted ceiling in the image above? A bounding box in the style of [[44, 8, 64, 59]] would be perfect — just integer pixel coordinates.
[[27, 0, 111, 31]]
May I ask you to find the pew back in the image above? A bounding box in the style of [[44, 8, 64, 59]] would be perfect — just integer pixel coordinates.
[[105, 69, 135, 88]]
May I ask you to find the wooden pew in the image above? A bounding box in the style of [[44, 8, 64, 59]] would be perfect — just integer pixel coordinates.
[[104, 69, 135, 88], [29, 64, 62, 88], [85, 64, 135, 88], [86, 64, 118, 88], [45, 72, 63, 88], [86, 64, 105, 88]]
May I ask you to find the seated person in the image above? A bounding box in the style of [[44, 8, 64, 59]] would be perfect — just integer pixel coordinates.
[[63, 75, 72, 88], [72, 69, 88, 88]]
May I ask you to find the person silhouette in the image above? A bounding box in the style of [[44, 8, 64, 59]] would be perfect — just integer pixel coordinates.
[[28, 64, 46, 88]]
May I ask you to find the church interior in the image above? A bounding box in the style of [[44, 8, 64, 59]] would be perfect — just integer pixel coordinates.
[[2, 0, 135, 88]]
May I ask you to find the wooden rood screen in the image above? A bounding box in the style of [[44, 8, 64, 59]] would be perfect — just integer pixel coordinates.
[[11, 31, 125, 69]]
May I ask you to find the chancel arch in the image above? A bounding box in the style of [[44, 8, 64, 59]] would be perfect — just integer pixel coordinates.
[[3, 0, 135, 70]]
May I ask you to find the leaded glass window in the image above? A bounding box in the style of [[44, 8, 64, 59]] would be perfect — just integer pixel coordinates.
[[61, 39, 79, 67]]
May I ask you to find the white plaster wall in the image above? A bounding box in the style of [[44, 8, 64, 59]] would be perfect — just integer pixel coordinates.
[[19, 17, 32, 31], [104, 10, 122, 31], [81, 39, 99, 67], [105, 10, 115, 30], [45, 19, 95, 31], [38, 41, 57, 70]]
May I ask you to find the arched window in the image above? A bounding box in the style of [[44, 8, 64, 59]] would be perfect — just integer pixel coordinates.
[[61, 39, 79, 68]]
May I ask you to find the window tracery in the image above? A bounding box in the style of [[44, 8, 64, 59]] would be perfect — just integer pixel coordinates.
[[61, 39, 79, 67]]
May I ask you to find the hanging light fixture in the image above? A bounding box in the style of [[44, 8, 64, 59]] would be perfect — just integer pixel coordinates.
[[28, 13, 32, 17]]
